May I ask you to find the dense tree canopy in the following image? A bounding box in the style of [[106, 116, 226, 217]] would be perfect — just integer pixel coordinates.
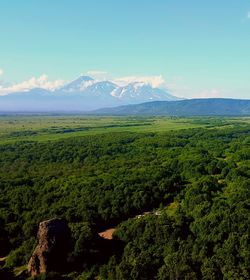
[[0, 122, 249, 279]]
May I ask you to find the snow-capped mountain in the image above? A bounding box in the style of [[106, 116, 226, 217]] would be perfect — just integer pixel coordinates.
[[60, 76, 95, 93], [79, 81, 117, 97], [57, 76, 179, 103], [111, 82, 177, 103], [0, 76, 181, 112]]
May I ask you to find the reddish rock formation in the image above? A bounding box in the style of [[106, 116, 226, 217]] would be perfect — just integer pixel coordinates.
[[28, 218, 70, 277]]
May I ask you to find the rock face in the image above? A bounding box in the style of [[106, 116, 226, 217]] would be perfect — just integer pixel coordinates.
[[28, 218, 71, 277]]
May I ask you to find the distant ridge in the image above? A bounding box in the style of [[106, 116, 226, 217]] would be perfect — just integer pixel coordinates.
[[91, 98, 250, 116], [0, 76, 180, 112]]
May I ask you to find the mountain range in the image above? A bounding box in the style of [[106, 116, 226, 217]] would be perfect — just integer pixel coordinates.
[[92, 98, 250, 116], [0, 76, 179, 112]]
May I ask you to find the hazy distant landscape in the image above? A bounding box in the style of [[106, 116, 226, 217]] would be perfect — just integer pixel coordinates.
[[93, 98, 250, 116], [0, 75, 249, 116], [0, 76, 179, 112]]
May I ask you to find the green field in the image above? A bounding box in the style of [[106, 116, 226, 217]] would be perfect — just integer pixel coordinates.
[[0, 115, 250, 144]]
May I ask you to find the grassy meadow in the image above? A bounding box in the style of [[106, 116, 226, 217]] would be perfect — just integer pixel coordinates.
[[0, 115, 250, 144]]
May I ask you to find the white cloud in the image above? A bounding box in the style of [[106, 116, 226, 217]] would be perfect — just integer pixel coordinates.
[[0, 72, 231, 99], [87, 70, 111, 81], [0, 74, 65, 95], [193, 89, 221, 99], [171, 88, 223, 99], [87, 70, 107, 76], [86, 70, 109, 81], [114, 75, 166, 88], [85, 72, 168, 88], [0, 69, 4, 76]]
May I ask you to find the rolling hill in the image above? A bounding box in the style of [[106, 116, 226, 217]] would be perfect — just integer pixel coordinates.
[[92, 98, 250, 116]]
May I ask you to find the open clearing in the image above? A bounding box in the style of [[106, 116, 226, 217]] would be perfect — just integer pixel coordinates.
[[0, 115, 249, 144]]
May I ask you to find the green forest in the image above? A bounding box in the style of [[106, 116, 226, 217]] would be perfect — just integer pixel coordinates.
[[0, 116, 249, 279]]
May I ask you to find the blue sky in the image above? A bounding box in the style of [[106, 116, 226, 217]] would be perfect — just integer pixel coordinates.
[[0, 0, 250, 98]]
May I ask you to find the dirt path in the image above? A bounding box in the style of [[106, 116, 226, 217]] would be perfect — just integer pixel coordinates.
[[98, 209, 162, 240], [98, 228, 115, 240]]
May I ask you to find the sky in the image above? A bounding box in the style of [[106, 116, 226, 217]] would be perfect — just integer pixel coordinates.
[[0, 0, 250, 98]]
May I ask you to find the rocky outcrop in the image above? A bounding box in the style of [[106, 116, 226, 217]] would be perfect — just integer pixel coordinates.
[[28, 218, 71, 277]]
